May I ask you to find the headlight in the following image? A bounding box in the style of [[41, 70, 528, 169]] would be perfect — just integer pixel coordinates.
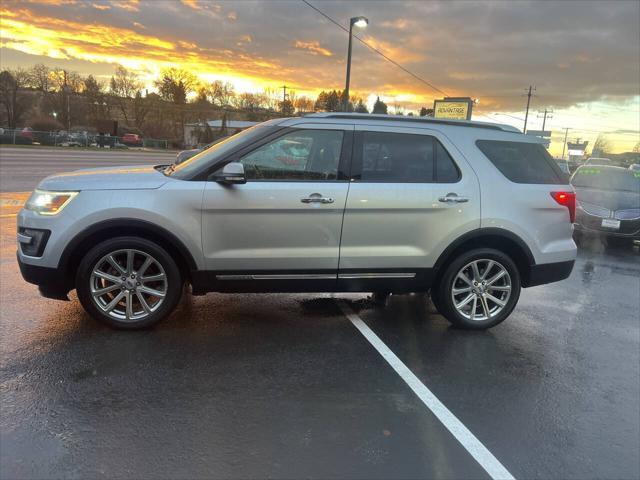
[[24, 190, 78, 215]]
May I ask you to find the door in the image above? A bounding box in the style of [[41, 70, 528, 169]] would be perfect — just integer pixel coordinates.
[[201, 125, 352, 289], [338, 126, 480, 291]]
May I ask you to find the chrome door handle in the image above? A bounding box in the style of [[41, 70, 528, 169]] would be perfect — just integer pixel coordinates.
[[438, 193, 469, 203], [301, 193, 334, 204]]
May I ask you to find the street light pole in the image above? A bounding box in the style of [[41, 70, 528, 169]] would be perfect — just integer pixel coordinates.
[[343, 16, 368, 112]]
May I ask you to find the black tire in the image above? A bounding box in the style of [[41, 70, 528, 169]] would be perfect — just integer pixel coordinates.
[[429, 288, 442, 313], [76, 236, 183, 329], [371, 292, 390, 307], [434, 248, 521, 330]]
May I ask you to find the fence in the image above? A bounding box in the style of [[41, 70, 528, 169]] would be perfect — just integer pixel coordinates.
[[0, 128, 169, 149]]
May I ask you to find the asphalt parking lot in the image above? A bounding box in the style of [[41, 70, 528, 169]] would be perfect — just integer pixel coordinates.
[[1, 150, 639, 479]]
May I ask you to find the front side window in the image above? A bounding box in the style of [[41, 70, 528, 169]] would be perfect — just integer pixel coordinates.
[[358, 132, 460, 183], [239, 129, 344, 181]]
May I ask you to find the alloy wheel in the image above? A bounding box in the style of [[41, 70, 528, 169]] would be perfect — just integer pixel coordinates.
[[450, 259, 512, 321], [89, 249, 167, 322]]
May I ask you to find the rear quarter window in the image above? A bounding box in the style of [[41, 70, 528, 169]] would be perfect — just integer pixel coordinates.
[[476, 140, 568, 184]]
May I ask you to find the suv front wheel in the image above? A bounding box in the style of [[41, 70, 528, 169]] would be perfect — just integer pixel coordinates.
[[76, 237, 183, 329], [433, 248, 521, 330]]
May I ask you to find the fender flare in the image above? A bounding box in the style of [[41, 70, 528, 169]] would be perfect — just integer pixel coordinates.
[[59, 218, 199, 275], [432, 227, 536, 277]]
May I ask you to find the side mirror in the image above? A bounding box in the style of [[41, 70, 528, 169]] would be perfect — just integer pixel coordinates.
[[212, 162, 246, 184]]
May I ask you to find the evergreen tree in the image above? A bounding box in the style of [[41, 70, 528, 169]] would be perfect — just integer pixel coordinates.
[[354, 99, 368, 113], [372, 96, 388, 114]]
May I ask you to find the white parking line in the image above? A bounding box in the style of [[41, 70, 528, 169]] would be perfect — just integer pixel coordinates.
[[338, 301, 516, 480]]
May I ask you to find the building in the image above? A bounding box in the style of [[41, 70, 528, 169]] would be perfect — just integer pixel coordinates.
[[183, 120, 259, 147]]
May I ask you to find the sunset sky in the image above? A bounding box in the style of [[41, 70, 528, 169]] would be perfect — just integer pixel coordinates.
[[1, 0, 639, 155]]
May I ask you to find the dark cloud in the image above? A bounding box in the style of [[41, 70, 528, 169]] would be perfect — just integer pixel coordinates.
[[1, 0, 639, 112]]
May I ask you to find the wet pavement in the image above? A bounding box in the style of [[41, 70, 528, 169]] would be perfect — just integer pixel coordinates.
[[0, 149, 638, 479], [1, 209, 638, 479]]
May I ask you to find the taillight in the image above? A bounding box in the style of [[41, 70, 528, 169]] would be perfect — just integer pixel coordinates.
[[551, 191, 576, 223]]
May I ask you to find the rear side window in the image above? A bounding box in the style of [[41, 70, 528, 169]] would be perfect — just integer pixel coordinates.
[[476, 140, 567, 184], [357, 132, 460, 183]]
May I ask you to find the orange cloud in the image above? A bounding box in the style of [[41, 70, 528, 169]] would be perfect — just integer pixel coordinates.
[[360, 35, 424, 64], [294, 40, 333, 57], [180, 0, 201, 10], [0, 6, 289, 92]]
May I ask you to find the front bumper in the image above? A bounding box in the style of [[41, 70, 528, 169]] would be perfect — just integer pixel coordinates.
[[17, 253, 70, 300]]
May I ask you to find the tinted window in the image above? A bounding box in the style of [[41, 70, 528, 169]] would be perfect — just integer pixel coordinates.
[[571, 167, 640, 193], [239, 130, 343, 181], [359, 132, 459, 183], [476, 140, 566, 184]]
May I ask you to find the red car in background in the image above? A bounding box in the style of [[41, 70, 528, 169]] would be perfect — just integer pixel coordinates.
[[121, 133, 142, 146]]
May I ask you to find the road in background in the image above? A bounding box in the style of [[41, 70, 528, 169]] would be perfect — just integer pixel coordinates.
[[1, 210, 638, 479], [0, 147, 178, 192]]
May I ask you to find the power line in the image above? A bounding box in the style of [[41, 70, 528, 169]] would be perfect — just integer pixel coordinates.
[[492, 112, 639, 134], [301, 0, 449, 97]]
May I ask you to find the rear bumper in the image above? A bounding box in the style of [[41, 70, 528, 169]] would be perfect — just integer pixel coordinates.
[[524, 260, 574, 287], [17, 253, 70, 300]]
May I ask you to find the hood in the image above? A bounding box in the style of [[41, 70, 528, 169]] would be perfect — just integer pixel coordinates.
[[37, 165, 169, 191], [575, 187, 640, 211]]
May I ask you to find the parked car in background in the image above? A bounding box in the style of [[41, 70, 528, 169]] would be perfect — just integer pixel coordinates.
[[629, 164, 640, 172], [584, 157, 612, 166], [176, 136, 231, 164], [20, 127, 33, 139], [121, 133, 142, 147], [571, 165, 640, 246]]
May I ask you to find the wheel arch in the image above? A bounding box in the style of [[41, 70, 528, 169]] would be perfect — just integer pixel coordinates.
[[59, 218, 198, 288], [432, 228, 536, 287]]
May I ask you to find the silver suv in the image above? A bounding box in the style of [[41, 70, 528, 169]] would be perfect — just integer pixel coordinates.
[[17, 113, 577, 330]]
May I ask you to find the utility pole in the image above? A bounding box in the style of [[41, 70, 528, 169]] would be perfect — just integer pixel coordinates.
[[280, 84, 288, 113], [523, 85, 536, 133], [561, 127, 570, 160], [537, 108, 553, 131]]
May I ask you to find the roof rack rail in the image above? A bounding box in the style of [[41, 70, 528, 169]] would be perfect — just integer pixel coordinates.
[[303, 112, 521, 133]]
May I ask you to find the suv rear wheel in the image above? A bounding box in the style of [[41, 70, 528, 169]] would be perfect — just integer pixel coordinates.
[[433, 248, 521, 329], [76, 237, 183, 329]]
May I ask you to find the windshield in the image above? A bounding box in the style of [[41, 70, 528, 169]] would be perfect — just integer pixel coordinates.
[[168, 121, 280, 179], [571, 167, 640, 193]]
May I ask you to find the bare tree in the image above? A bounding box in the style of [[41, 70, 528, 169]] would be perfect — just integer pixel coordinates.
[[591, 134, 612, 156], [294, 95, 314, 113], [83, 75, 107, 125], [234, 92, 267, 111], [0, 69, 32, 128], [109, 65, 143, 124], [262, 87, 281, 111], [27, 63, 52, 92], [209, 80, 235, 108]]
